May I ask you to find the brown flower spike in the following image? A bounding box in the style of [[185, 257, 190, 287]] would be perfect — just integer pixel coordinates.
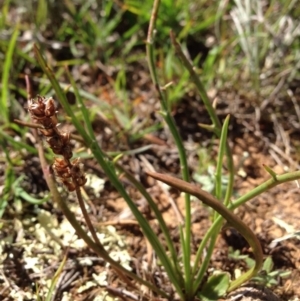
[[28, 96, 86, 191]]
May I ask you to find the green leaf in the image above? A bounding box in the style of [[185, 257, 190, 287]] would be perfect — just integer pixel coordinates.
[[13, 175, 50, 205], [198, 273, 230, 301], [113, 108, 131, 130], [262, 256, 274, 273]]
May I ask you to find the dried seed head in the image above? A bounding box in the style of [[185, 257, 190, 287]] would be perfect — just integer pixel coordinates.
[[28, 96, 58, 129], [40, 128, 56, 137], [60, 132, 70, 145], [53, 158, 76, 191], [71, 159, 87, 187], [46, 136, 64, 153], [44, 97, 56, 117], [53, 158, 70, 177], [28, 96, 46, 118], [41, 117, 55, 129], [61, 145, 73, 159], [53, 158, 86, 191], [27, 94, 83, 191], [61, 180, 76, 192]]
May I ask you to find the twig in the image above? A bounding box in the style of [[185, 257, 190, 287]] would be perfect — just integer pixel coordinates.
[[14, 119, 85, 144], [106, 286, 144, 301], [96, 220, 139, 226]]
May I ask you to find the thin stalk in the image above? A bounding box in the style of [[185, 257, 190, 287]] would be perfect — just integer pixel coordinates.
[[147, 0, 192, 297], [170, 32, 221, 130], [194, 115, 230, 283], [75, 186, 101, 245], [191, 217, 221, 276], [194, 116, 230, 283], [14, 119, 85, 144], [232, 170, 300, 209]]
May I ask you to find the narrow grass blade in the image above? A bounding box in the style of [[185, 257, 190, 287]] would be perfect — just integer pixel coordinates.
[[1, 25, 19, 123], [44, 254, 67, 301], [0, 0, 11, 28], [35, 0, 47, 28], [0, 166, 13, 218], [0, 131, 38, 154], [215, 115, 230, 203]]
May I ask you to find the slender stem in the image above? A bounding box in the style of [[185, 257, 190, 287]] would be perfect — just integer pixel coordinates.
[[14, 119, 85, 144], [75, 186, 101, 245], [232, 170, 300, 210], [170, 31, 221, 130], [61, 153, 102, 248], [147, 1, 192, 297]]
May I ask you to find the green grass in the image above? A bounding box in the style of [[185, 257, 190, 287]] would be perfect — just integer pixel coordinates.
[[1, 0, 298, 127]]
